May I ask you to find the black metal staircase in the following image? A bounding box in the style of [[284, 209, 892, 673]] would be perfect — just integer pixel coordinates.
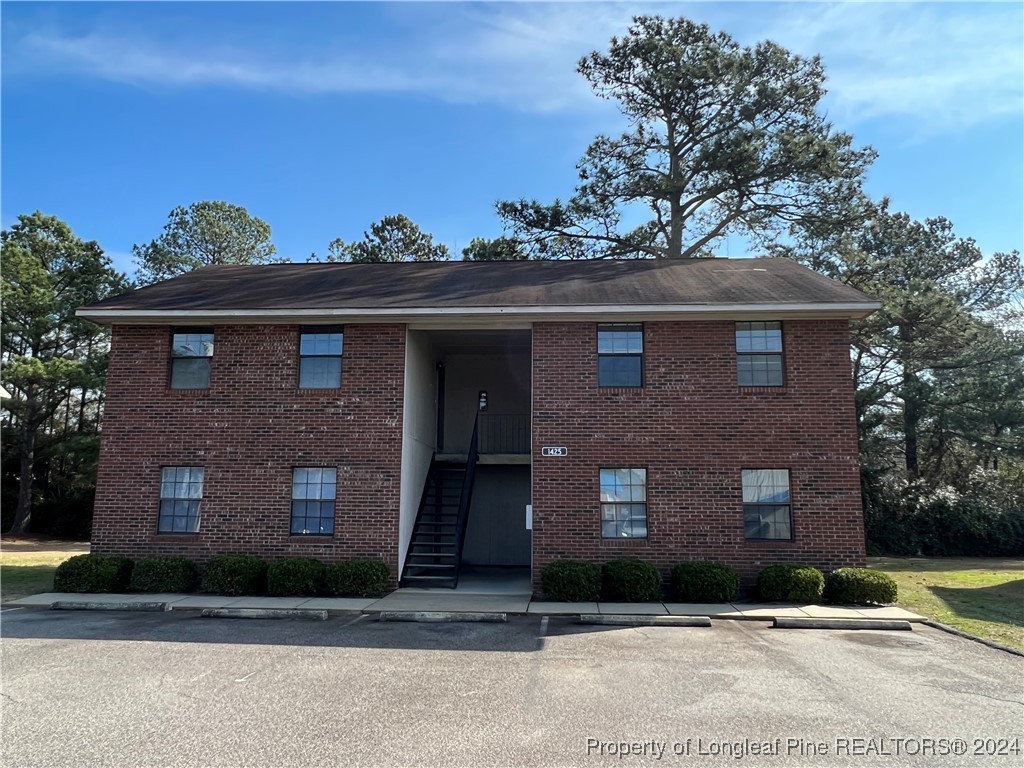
[[401, 416, 480, 589]]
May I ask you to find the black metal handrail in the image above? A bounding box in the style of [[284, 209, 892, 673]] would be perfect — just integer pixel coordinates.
[[452, 413, 480, 587], [402, 453, 437, 579]]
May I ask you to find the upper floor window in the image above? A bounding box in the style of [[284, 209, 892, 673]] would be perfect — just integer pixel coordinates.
[[291, 467, 337, 535], [736, 322, 783, 387], [170, 328, 214, 389], [158, 466, 204, 534], [600, 468, 648, 538], [299, 326, 344, 388], [597, 323, 643, 387], [742, 469, 792, 540]]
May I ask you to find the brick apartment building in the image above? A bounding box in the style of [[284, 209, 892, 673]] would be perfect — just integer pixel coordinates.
[[77, 258, 878, 592]]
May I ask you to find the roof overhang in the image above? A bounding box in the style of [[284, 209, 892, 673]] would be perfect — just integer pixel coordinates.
[[76, 301, 881, 327]]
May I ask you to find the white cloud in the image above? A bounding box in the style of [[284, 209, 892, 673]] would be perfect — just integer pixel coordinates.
[[752, 2, 1024, 133], [5, 2, 1021, 132]]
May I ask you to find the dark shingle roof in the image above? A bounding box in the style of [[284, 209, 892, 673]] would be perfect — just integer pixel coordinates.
[[80, 258, 875, 320]]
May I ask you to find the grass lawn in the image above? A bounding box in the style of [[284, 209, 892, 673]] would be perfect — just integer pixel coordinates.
[[1, 539, 90, 602], [870, 557, 1024, 651]]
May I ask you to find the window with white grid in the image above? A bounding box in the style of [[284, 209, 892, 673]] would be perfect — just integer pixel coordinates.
[[291, 467, 337, 535], [600, 468, 648, 538]]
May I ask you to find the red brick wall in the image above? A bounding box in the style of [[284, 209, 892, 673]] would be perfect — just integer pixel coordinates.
[[93, 318, 865, 596], [91, 323, 406, 583], [531, 319, 866, 592]]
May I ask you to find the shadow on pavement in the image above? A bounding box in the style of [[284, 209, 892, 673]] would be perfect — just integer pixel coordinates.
[[0, 607, 646, 653]]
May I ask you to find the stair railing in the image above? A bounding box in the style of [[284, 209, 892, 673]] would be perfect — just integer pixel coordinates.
[[452, 413, 480, 587], [401, 453, 436, 584]]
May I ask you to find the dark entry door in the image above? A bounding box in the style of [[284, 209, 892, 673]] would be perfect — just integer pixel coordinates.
[[462, 466, 531, 566]]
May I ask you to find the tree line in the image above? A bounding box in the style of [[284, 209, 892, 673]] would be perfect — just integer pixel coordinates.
[[3, 15, 1021, 552]]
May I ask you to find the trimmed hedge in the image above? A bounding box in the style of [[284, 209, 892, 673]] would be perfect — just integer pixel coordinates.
[[324, 559, 390, 597], [129, 555, 199, 593], [267, 557, 326, 596], [825, 568, 898, 606], [201, 554, 267, 596], [671, 561, 740, 602], [54, 554, 134, 593], [756, 564, 825, 603], [601, 558, 662, 602], [540, 559, 601, 602]]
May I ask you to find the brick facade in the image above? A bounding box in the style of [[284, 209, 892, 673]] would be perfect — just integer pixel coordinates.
[[91, 323, 406, 584], [92, 317, 866, 594], [531, 319, 866, 590]]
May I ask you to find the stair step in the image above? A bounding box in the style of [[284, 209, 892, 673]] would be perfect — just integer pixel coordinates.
[[402, 575, 457, 583], [408, 552, 456, 558], [405, 563, 456, 570]]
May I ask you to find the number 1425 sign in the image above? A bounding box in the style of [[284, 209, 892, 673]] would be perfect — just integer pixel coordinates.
[[541, 447, 568, 457]]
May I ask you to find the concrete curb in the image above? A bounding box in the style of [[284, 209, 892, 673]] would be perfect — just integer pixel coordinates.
[[923, 620, 1024, 658], [579, 614, 712, 627], [51, 601, 170, 612], [378, 611, 506, 623], [773, 617, 912, 631], [201, 608, 328, 620]]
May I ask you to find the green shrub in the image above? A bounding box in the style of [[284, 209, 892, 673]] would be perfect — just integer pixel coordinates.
[[540, 559, 601, 602], [671, 561, 740, 602], [129, 556, 199, 593], [825, 568, 897, 605], [864, 470, 1024, 557], [53, 554, 134, 593], [201, 554, 267, 596], [324, 559, 390, 597], [756, 564, 825, 602], [601, 558, 662, 602], [267, 557, 326, 596]]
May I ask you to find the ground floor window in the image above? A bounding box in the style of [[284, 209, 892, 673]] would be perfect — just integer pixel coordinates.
[[291, 467, 337, 535], [742, 469, 792, 539], [158, 466, 204, 533], [600, 468, 648, 538]]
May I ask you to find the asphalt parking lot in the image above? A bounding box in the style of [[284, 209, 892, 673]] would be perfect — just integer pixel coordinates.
[[1, 607, 1021, 768]]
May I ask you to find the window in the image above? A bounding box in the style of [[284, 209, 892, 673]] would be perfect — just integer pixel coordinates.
[[598, 323, 643, 387], [736, 321, 784, 386], [600, 468, 648, 538], [170, 328, 214, 389], [742, 469, 792, 540], [291, 467, 337, 535], [158, 467, 204, 533], [299, 326, 343, 388]]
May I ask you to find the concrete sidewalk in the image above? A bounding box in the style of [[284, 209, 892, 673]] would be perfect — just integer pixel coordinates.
[[4, 591, 925, 621], [7, 592, 377, 613]]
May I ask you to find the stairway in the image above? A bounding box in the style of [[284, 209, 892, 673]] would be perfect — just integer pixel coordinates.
[[401, 462, 468, 588]]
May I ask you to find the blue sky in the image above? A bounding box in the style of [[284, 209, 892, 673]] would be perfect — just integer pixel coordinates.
[[2, 1, 1022, 276]]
